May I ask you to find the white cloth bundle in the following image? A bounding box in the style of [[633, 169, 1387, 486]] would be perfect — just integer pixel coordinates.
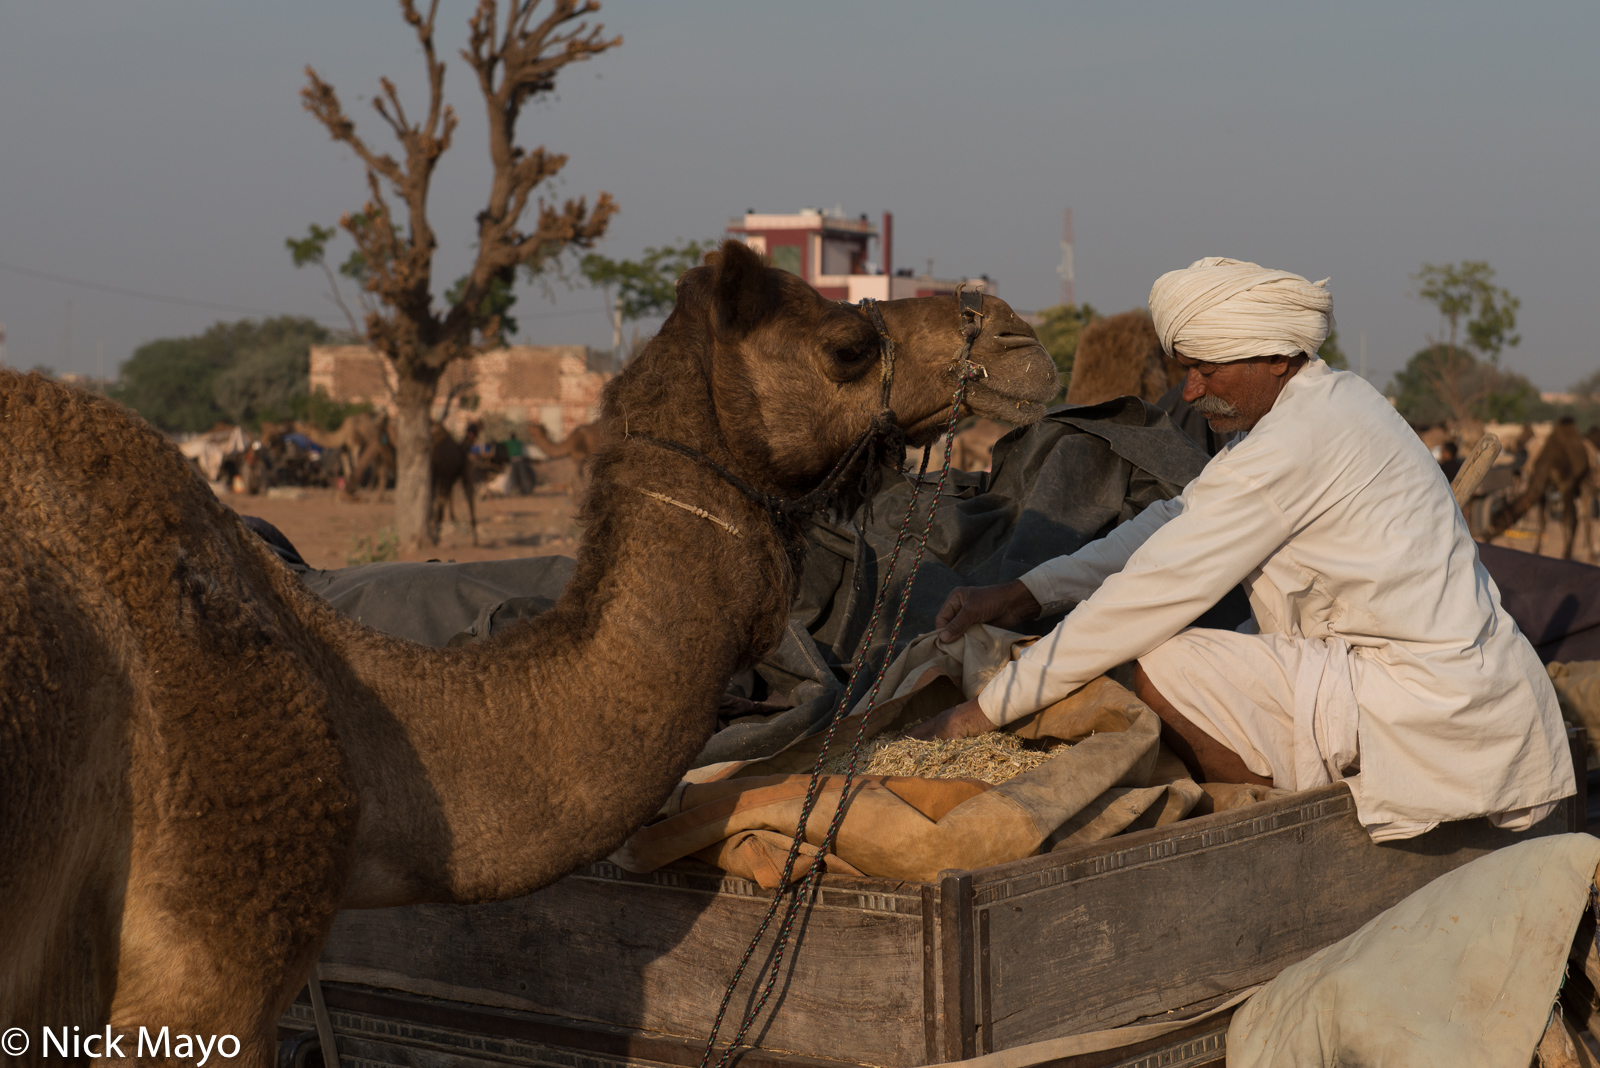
[[1148, 256, 1333, 364]]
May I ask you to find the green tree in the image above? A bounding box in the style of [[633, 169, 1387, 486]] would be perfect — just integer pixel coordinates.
[[1397, 261, 1523, 427], [1032, 303, 1098, 399], [444, 272, 519, 343], [112, 317, 327, 432], [1389, 344, 1538, 426], [212, 332, 323, 426], [294, 387, 375, 432], [579, 239, 710, 359], [298, 0, 618, 547], [1318, 328, 1348, 370], [1571, 368, 1600, 401]]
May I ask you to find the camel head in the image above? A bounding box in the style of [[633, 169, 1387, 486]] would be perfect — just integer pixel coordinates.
[[610, 239, 1057, 502]]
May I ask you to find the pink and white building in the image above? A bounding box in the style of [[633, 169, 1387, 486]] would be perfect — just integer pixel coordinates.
[[726, 210, 993, 303]]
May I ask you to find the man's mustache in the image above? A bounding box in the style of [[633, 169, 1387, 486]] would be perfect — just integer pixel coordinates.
[[1191, 394, 1241, 418]]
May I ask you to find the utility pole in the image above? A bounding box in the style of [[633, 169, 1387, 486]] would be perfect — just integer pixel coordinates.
[[1057, 208, 1075, 307], [610, 288, 623, 367], [61, 298, 73, 371]]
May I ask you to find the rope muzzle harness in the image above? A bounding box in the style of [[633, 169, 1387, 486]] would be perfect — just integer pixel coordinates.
[[641, 287, 989, 1068], [633, 289, 986, 568]]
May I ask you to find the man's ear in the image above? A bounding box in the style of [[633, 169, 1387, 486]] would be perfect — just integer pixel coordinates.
[[711, 238, 775, 338]]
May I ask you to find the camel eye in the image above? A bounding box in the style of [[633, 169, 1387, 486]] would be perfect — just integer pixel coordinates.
[[831, 345, 872, 367]]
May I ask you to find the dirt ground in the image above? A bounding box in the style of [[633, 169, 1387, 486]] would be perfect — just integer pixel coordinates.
[[219, 460, 584, 570]]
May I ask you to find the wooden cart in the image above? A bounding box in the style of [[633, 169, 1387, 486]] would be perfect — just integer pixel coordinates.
[[281, 771, 1585, 1068]]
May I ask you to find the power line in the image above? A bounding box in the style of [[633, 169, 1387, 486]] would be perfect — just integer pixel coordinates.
[[0, 259, 340, 322], [521, 304, 609, 319], [0, 258, 611, 326]]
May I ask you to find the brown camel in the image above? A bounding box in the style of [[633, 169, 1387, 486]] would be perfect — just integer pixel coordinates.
[[526, 420, 605, 482], [0, 238, 1055, 1066], [1065, 309, 1183, 406], [1489, 416, 1592, 559], [430, 421, 480, 546], [299, 411, 395, 497]]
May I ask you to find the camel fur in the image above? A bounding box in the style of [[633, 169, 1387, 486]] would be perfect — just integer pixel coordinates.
[[1064, 310, 1182, 407], [0, 238, 1055, 1067]]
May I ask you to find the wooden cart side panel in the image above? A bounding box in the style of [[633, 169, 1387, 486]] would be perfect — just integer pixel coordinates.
[[282, 986, 874, 1068], [959, 784, 1565, 1051], [318, 864, 931, 1067], [938, 874, 974, 1062], [919, 884, 941, 1066]]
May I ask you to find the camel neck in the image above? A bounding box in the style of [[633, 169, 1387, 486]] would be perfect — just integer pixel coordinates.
[[326, 443, 794, 907]]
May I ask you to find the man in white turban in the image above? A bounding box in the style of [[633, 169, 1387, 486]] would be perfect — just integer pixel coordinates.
[[911, 257, 1573, 840]]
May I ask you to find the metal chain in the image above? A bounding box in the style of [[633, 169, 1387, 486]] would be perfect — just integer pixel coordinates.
[[699, 292, 985, 1068]]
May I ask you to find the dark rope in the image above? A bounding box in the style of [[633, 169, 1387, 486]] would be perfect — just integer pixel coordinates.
[[698, 287, 987, 1068]]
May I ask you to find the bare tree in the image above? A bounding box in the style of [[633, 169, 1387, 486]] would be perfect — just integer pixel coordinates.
[[301, 0, 618, 546]]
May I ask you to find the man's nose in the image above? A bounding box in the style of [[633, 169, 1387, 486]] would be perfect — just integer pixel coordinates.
[[1181, 367, 1206, 404]]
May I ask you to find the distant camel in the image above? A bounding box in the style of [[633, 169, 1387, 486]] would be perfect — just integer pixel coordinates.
[[1066, 310, 1183, 406], [526, 421, 605, 482], [1489, 416, 1591, 559], [299, 412, 395, 497], [430, 421, 480, 546]]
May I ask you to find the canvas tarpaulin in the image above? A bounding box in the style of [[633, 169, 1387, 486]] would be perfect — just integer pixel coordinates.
[[612, 627, 1262, 886], [705, 397, 1250, 765], [1226, 832, 1600, 1067]]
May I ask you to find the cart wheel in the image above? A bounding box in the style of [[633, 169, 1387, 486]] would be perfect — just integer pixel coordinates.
[[277, 1030, 325, 1068]]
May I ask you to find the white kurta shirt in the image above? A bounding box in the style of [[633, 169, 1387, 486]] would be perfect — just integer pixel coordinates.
[[977, 360, 1573, 830]]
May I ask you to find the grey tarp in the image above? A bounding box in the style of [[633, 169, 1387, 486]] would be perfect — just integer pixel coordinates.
[[295, 556, 576, 647], [705, 397, 1249, 764], [268, 399, 1245, 763]]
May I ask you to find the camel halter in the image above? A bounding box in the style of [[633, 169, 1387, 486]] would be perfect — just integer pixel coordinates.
[[632, 288, 986, 573], [698, 286, 987, 1068]]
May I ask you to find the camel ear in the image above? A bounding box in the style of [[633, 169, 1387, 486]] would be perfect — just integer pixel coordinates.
[[711, 238, 776, 338]]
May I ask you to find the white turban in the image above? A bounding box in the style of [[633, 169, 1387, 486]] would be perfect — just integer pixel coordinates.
[[1148, 257, 1334, 364]]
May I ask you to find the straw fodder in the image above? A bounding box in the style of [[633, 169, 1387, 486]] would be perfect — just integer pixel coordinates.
[[821, 731, 1067, 785]]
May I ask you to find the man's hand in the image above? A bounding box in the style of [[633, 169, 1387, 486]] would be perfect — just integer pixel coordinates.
[[905, 697, 1001, 741], [935, 580, 1042, 642]]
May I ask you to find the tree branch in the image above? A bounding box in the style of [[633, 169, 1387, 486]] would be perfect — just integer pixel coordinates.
[[452, 1, 619, 330]]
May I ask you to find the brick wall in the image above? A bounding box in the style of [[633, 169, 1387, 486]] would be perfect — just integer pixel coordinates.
[[308, 345, 611, 438]]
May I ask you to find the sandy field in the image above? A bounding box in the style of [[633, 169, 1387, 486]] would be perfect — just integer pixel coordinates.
[[218, 459, 584, 571]]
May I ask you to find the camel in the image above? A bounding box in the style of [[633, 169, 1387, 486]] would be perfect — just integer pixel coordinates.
[[526, 420, 605, 483], [430, 421, 480, 546], [1488, 416, 1592, 559], [0, 238, 1055, 1067], [1065, 309, 1183, 406], [298, 411, 395, 497]]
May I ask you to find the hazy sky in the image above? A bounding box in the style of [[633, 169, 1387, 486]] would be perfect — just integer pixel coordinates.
[[2, 2, 1596, 391]]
